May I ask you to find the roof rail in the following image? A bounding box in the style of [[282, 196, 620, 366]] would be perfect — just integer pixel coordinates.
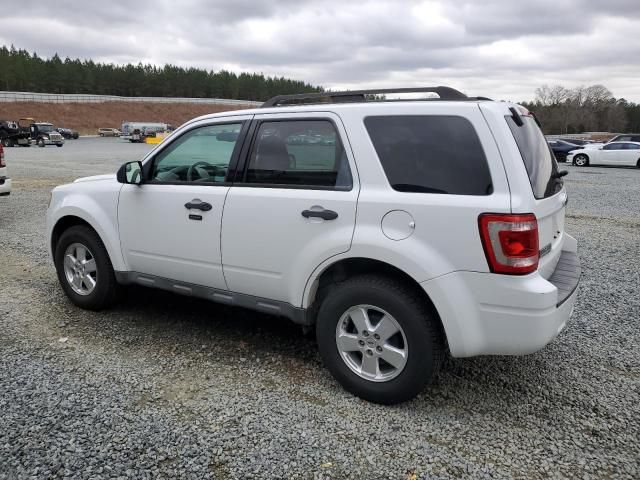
[[261, 86, 469, 108]]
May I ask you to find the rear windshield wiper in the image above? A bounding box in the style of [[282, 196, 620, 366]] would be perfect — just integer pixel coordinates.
[[509, 107, 523, 126]]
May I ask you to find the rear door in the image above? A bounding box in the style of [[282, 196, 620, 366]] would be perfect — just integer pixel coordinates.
[[619, 143, 640, 166], [220, 112, 358, 306], [502, 109, 566, 279]]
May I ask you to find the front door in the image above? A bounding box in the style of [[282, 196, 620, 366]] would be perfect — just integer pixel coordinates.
[[118, 118, 250, 290], [598, 143, 622, 165], [221, 113, 359, 306]]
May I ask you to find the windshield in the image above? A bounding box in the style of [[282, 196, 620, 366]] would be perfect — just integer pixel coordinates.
[[506, 115, 563, 199], [37, 124, 54, 133]]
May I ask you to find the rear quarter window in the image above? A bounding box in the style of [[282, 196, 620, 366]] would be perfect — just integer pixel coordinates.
[[364, 115, 493, 195]]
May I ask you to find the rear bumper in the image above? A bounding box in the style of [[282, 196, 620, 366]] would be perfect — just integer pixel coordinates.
[[421, 235, 580, 357], [0, 176, 12, 196]]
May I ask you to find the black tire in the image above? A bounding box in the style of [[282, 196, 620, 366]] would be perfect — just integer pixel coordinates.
[[2, 138, 12, 147], [56, 144, 63, 147], [316, 274, 444, 405], [573, 154, 589, 166], [37, 138, 45, 147], [54, 225, 120, 310]]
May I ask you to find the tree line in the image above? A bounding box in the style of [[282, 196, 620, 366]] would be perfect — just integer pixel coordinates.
[[0, 45, 321, 101], [521, 84, 640, 134]]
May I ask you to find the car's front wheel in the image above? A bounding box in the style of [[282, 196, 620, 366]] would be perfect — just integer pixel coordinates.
[[573, 154, 589, 166], [316, 275, 444, 404], [37, 138, 45, 147], [54, 225, 120, 310]]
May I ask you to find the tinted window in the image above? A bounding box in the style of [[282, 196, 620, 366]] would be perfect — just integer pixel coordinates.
[[506, 115, 563, 199], [245, 120, 352, 189], [364, 116, 492, 195], [603, 143, 624, 151], [152, 123, 242, 183], [621, 143, 640, 150]]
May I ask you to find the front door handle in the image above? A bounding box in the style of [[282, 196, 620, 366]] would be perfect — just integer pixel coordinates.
[[185, 199, 212, 211], [301, 209, 338, 220]]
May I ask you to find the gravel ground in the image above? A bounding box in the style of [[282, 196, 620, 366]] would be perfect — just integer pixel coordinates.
[[1, 138, 638, 479]]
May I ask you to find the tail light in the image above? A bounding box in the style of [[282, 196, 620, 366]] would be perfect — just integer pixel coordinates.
[[478, 213, 539, 275], [0, 147, 5, 168]]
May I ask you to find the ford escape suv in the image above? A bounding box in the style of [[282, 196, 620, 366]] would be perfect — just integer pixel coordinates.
[[46, 87, 580, 404]]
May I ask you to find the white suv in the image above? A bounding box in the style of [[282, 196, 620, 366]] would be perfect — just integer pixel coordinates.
[[46, 87, 580, 404]]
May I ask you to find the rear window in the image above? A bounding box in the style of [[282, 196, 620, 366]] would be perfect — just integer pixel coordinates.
[[506, 115, 563, 199], [364, 116, 493, 195]]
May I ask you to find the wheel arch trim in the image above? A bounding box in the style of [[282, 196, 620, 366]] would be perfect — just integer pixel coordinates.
[[49, 206, 126, 271]]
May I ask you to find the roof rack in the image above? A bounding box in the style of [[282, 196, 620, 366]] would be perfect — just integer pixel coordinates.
[[261, 86, 473, 108]]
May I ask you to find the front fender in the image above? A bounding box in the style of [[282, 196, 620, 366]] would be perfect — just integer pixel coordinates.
[[46, 186, 125, 271]]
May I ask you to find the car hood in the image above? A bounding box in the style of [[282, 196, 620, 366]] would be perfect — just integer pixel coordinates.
[[73, 173, 116, 183]]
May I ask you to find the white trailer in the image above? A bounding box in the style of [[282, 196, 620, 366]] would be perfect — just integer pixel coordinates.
[[121, 122, 172, 142]]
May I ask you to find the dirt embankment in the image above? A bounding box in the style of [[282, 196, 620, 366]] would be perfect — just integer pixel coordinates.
[[0, 101, 252, 135]]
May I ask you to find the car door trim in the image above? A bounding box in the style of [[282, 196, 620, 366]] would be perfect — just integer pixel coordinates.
[[114, 271, 310, 325]]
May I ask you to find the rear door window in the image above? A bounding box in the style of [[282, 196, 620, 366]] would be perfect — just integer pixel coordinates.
[[506, 115, 563, 199], [364, 115, 493, 195], [244, 120, 352, 189]]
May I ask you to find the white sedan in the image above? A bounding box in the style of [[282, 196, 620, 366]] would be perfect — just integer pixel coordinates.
[[567, 141, 640, 167]]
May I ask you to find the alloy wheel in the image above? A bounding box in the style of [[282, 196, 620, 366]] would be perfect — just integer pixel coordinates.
[[63, 242, 98, 296], [335, 305, 408, 382]]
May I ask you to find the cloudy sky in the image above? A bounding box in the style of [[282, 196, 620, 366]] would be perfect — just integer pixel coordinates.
[[1, 0, 640, 102]]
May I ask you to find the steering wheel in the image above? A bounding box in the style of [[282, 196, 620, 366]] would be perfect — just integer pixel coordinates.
[[187, 161, 215, 182]]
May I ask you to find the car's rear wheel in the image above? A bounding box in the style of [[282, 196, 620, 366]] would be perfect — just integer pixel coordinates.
[[54, 225, 120, 310], [573, 154, 589, 166], [316, 275, 444, 404], [2, 138, 12, 147]]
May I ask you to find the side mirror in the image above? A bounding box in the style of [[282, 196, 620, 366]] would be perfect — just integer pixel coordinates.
[[117, 161, 143, 185]]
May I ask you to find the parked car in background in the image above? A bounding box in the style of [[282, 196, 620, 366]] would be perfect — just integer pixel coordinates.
[[548, 139, 581, 162], [0, 143, 11, 196], [0, 119, 31, 147], [582, 134, 640, 149], [47, 87, 580, 405], [30, 123, 64, 147], [568, 141, 640, 167], [57, 127, 79, 139], [608, 134, 640, 143], [98, 128, 121, 137], [558, 138, 592, 146]]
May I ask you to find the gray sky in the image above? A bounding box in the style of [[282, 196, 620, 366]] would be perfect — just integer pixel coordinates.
[[1, 0, 640, 102]]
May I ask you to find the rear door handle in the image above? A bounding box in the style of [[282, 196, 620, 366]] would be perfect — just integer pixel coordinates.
[[185, 199, 212, 211], [301, 209, 338, 220]]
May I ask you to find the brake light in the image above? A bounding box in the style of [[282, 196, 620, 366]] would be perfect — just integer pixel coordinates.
[[0, 147, 5, 168], [478, 213, 539, 275]]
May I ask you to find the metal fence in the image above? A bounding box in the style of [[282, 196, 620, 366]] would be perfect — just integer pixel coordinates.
[[0, 91, 262, 106]]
